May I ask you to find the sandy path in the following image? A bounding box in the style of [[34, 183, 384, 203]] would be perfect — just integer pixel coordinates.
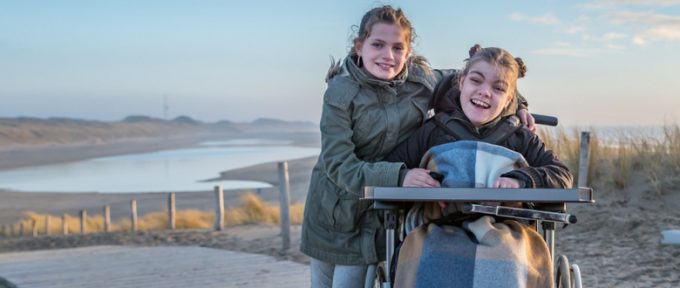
[[0, 245, 309, 288], [0, 224, 306, 263]]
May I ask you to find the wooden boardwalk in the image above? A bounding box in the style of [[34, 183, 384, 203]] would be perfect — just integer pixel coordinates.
[[0, 246, 310, 288]]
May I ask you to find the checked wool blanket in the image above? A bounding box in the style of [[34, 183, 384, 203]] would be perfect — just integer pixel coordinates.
[[395, 141, 553, 288]]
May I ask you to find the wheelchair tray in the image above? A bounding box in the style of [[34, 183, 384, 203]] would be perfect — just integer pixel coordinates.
[[362, 187, 594, 203]]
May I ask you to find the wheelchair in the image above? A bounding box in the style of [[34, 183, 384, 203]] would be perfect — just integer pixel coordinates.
[[361, 114, 595, 288]]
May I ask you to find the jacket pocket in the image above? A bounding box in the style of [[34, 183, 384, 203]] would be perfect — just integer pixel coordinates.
[[319, 188, 362, 232], [332, 196, 361, 232], [319, 189, 340, 227]]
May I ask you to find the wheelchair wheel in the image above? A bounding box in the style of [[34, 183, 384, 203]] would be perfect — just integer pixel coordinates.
[[571, 264, 582, 288], [555, 255, 573, 288]]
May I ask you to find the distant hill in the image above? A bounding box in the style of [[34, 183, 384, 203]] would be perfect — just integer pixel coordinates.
[[252, 117, 309, 125], [172, 115, 202, 125], [121, 115, 165, 123], [234, 118, 317, 133], [0, 116, 317, 148]]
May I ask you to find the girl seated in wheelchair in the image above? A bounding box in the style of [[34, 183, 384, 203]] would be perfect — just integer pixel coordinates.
[[383, 45, 573, 288]]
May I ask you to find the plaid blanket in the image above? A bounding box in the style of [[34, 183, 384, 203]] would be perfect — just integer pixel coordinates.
[[395, 141, 553, 288], [405, 140, 529, 232]]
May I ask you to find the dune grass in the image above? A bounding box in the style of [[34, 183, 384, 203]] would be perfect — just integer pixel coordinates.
[[4, 192, 304, 236], [537, 127, 601, 185], [539, 124, 680, 195]]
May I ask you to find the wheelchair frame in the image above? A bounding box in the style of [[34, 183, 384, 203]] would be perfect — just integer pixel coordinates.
[[361, 186, 595, 288]]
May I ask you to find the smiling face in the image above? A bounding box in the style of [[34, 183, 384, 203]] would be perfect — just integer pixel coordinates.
[[355, 22, 409, 80], [459, 60, 514, 127]]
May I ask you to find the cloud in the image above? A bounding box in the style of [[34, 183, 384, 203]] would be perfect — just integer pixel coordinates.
[[606, 11, 680, 45], [587, 32, 630, 49], [579, 0, 680, 9], [565, 26, 629, 50], [532, 39, 625, 57], [625, 0, 680, 5], [604, 43, 626, 50], [641, 24, 680, 41], [633, 36, 647, 45], [533, 48, 589, 57], [608, 11, 679, 25], [601, 32, 628, 41], [566, 25, 587, 34], [532, 42, 592, 57], [564, 15, 591, 35], [509, 12, 560, 25]]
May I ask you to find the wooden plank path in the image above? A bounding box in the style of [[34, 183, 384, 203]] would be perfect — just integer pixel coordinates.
[[0, 246, 310, 288]]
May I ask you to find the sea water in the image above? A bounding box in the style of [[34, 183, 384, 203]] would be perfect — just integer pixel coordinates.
[[661, 230, 680, 245], [0, 140, 320, 193]]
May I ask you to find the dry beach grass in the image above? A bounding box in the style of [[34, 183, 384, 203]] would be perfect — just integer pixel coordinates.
[[5, 193, 304, 235]]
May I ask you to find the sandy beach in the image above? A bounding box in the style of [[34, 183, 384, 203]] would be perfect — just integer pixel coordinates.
[[1, 136, 679, 287]]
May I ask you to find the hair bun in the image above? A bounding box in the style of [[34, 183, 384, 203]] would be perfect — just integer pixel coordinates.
[[469, 44, 482, 58], [515, 57, 527, 78]]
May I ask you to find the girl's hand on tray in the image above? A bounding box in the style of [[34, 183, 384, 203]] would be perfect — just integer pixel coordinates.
[[493, 177, 521, 189], [403, 168, 441, 188]]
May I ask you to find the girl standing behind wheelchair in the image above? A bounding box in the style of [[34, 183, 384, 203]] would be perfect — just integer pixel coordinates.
[[299, 6, 445, 287], [384, 45, 573, 288], [300, 5, 536, 286]]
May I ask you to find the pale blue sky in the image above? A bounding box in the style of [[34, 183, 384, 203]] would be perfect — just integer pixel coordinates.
[[2, 0, 680, 126]]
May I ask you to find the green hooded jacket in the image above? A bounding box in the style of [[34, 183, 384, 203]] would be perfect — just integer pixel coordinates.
[[299, 55, 449, 265]]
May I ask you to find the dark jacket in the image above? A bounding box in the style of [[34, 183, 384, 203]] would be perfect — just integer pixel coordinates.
[[299, 55, 450, 265], [385, 79, 572, 189]]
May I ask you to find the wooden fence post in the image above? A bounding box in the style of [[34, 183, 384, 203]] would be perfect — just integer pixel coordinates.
[[45, 215, 50, 236], [131, 200, 138, 232], [168, 192, 176, 230], [80, 210, 87, 235], [19, 222, 24, 237], [578, 131, 591, 187], [277, 161, 291, 250], [31, 220, 37, 237], [62, 214, 69, 235], [11, 224, 16, 237], [104, 205, 111, 233], [214, 186, 225, 231], [1, 225, 5, 237]]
